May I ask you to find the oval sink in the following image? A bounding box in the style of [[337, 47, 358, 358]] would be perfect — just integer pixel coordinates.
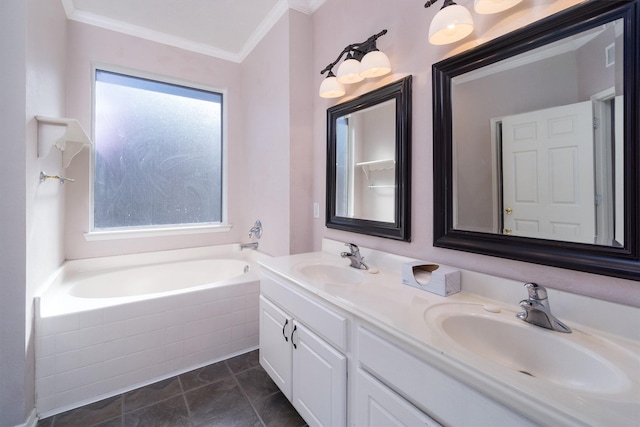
[[297, 263, 364, 285], [425, 303, 636, 394]]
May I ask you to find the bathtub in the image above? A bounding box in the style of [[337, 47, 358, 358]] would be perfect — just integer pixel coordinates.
[[35, 244, 267, 417]]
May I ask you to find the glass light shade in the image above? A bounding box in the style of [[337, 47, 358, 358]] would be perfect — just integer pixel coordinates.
[[428, 4, 474, 45], [337, 58, 365, 84], [474, 0, 522, 14], [319, 75, 345, 98], [359, 50, 391, 78]]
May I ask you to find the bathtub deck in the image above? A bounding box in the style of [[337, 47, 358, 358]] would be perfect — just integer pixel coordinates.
[[37, 350, 306, 427]]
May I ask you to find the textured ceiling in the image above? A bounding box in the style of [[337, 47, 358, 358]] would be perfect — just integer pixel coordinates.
[[63, 0, 324, 62]]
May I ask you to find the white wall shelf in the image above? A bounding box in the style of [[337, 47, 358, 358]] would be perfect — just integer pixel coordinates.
[[35, 115, 92, 168], [356, 159, 395, 181]]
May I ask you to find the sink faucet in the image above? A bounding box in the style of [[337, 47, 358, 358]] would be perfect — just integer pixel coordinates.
[[516, 283, 571, 333], [340, 243, 368, 270]]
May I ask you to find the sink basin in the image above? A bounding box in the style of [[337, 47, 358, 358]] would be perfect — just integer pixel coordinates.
[[297, 263, 364, 285], [425, 303, 636, 394]]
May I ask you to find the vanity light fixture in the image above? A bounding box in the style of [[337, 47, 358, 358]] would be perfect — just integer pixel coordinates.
[[426, 0, 474, 45], [319, 29, 391, 98], [425, 0, 523, 45]]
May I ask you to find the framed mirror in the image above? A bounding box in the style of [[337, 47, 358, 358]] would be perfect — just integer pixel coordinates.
[[327, 76, 412, 241], [433, 0, 639, 280]]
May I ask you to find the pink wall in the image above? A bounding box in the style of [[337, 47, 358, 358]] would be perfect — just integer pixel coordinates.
[[241, 13, 292, 256], [63, 10, 314, 260], [2, 0, 68, 423], [242, 10, 314, 256], [311, 0, 640, 307], [24, 0, 70, 420], [287, 11, 314, 255], [64, 21, 249, 259]]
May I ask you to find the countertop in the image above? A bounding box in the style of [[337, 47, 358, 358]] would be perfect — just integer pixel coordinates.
[[259, 248, 640, 427]]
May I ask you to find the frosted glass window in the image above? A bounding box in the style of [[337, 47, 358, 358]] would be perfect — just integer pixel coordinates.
[[93, 69, 223, 230]]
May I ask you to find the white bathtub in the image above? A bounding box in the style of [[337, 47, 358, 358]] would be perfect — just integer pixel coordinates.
[[69, 259, 251, 299], [35, 244, 267, 417]]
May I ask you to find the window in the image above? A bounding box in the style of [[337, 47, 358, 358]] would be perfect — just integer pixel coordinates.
[[93, 69, 224, 232]]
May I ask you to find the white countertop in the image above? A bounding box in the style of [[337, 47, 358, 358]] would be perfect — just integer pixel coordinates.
[[259, 244, 640, 427]]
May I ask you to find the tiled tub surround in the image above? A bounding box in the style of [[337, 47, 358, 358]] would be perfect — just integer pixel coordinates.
[[259, 239, 640, 426], [35, 245, 267, 418]]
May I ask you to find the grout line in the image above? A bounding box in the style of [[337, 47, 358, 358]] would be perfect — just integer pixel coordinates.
[[225, 361, 267, 427], [176, 375, 195, 427], [119, 392, 124, 427], [120, 378, 183, 416]]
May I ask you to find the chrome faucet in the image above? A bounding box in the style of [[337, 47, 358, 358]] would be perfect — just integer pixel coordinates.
[[516, 283, 571, 333], [248, 220, 262, 239], [340, 243, 368, 270], [241, 220, 262, 250]]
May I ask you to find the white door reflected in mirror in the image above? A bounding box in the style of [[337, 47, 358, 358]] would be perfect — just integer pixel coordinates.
[[451, 18, 625, 247]]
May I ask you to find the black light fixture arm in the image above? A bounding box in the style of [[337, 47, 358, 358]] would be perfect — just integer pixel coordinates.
[[320, 29, 388, 75], [424, 0, 455, 8]]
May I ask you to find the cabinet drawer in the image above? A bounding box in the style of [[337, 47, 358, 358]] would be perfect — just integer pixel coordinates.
[[261, 273, 348, 352], [358, 327, 535, 426]]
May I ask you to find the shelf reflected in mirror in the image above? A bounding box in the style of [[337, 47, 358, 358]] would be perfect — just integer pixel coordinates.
[[327, 76, 412, 241]]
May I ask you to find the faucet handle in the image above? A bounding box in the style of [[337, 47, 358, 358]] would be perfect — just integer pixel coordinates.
[[344, 242, 359, 253], [524, 282, 547, 300]]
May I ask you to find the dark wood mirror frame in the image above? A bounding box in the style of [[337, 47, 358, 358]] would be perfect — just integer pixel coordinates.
[[326, 76, 412, 241], [433, 0, 640, 281]]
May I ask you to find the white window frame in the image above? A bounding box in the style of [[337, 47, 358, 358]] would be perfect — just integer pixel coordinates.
[[85, 63, 230, 241]]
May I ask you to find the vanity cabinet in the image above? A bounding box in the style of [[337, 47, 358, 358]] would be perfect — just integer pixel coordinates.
[[355, 368, 441, 427], [357, 326, 536, 426], [259, 273, 347, 427]]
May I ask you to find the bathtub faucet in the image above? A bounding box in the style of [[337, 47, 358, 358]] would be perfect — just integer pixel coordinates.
[[249, 220, 262, 239], [240, 242, 259, 251]]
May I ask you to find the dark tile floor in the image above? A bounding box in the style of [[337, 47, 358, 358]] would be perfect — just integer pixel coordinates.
[[37, 350, 306, 427]]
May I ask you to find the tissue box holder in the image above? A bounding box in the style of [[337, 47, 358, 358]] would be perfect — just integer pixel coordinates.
[[402, 262, 461, 297]]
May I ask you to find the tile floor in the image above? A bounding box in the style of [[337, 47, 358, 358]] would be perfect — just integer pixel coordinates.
[[37, 350, 306, 427]]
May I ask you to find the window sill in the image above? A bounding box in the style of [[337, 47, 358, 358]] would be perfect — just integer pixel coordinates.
[[84, 224, 233, 241]]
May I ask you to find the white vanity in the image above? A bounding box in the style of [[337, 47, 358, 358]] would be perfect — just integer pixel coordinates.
[[258, 240, 640, 427]]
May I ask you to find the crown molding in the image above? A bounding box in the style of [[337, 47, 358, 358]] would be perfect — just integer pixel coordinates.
[[62, 0, 326, 63]]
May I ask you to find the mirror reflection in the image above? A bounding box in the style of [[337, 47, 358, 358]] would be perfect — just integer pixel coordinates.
[[335, 99, 396, 222], [452, 19, 624, 246], [326, 76, 411, 241]]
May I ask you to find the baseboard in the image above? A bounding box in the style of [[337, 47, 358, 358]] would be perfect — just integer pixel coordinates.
[[13, 408, 37, 427]]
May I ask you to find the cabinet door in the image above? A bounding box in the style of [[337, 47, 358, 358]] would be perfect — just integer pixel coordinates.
[[291, 322, 347, 427], [355, 369, 441, 427], [259, 295, 293, 400]]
